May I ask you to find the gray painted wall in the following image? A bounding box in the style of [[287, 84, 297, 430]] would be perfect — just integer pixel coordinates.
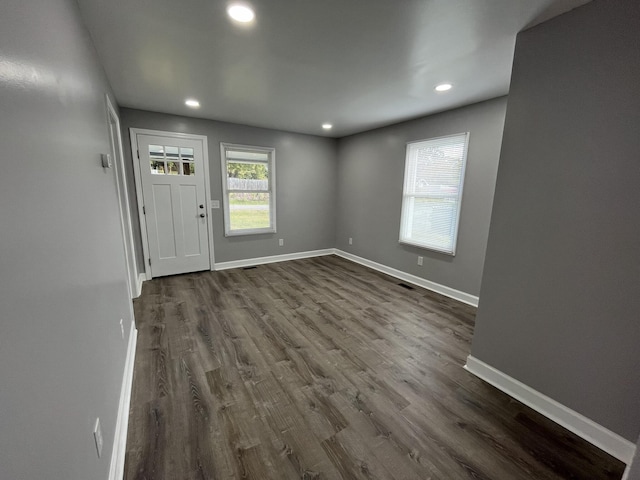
[[0, 1, 133, 479], [470, 0, 640, 441], [335, 98, 507, 296], [119, 109, 338, 269]]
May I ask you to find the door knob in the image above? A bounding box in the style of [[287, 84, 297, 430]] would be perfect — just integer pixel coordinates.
[[199, 204, 204, 209], [200, 213, 205, 218]]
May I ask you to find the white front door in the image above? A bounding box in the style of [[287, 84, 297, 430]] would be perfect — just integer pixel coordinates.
[[136, 133, 211, 277]]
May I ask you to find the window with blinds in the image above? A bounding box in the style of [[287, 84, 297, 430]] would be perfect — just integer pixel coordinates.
[[220, 143, 276, 236], [399, 133, 469, 255]]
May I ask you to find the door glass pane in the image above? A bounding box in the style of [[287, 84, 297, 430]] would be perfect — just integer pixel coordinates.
[[150, 160, 166, 174], [165, 145, 179, 159], [149, 145, 164, 157], [226, 161, 269, 190], [167, 161, 180, 175], [180, 147, 194, 159], [183, 162, 195, 176], [228, 192, 270, 230]]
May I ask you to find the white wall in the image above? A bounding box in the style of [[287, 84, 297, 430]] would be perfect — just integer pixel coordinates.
[[0, 0, 133, 478]]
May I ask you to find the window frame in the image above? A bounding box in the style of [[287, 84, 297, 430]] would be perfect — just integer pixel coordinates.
[[220, 142, 276, 237], [398, 132, 470, 255]]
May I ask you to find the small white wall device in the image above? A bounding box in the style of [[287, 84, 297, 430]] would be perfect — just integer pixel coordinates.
[[101, 153, 112, 168]]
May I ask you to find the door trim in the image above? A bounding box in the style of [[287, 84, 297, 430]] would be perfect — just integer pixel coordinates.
[[105, 95, 139, 299], [130, 128, 215, 279]]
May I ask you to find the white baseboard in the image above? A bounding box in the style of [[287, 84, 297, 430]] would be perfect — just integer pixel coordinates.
[[135, 273, 146, 298], [334, 249, 479, 307], [464, 355, 636, 464], [213, 249, 335, 271], [108, 321, 138, 480]]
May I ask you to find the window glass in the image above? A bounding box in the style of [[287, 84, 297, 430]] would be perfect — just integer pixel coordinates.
[[221, 144, 276, 236], [399, 133, 469, 254], [228, 192, 271, 231]]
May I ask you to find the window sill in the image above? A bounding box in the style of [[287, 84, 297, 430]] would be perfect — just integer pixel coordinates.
[[399, 239, 456, 256], [225, 228, 276, 237]]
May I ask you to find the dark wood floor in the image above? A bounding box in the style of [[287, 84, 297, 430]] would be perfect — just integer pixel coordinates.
[[125, 255, 624, 480]]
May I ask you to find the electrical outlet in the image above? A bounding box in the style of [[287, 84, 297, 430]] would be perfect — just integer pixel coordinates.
[[119, 319, 125, 339], [93, 418, 103, 458], [417, 256, 423, 266], [348, 237, 353, 245], [278, 238, 284, 247]]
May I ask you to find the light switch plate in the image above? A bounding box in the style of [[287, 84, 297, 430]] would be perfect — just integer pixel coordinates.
[[211, 200, 220, 209]]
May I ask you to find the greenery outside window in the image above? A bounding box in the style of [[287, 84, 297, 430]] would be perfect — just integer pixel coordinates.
[[220, 143, 276, 236], [399, 133, 469, 255]]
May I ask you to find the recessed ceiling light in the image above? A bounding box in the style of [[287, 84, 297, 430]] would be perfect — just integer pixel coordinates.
[[435, 83, 453, 92], [227, 4, 255, 23], [185, 98, 200, 108], [322, 123, 333, 130]]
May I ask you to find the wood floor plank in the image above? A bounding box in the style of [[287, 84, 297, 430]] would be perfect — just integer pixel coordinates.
[[127, 255, 625, 479]]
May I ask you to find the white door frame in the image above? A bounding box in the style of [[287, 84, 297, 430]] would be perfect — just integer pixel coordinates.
[[130, 128, 215, 280], [106, 95, 140, 298]]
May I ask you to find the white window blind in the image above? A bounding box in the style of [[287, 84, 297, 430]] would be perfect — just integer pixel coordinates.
[[220, 143, 276, 236], [399, 133, 469, 255]]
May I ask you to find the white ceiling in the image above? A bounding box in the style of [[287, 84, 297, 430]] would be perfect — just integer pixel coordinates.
[[77, 0, 590, 137]]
